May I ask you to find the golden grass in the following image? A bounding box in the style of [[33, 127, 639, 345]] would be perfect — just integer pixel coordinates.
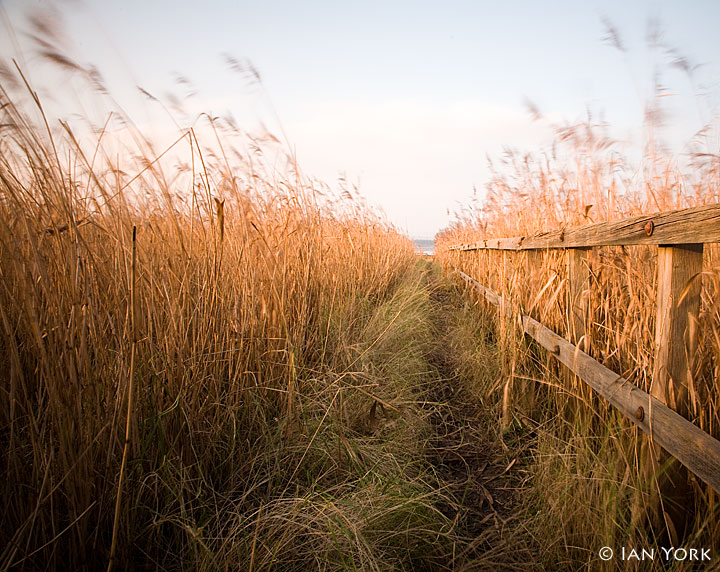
[[436, 114, 720, 568], [4, 10, 720, 569], [0, 63, 467, 570]]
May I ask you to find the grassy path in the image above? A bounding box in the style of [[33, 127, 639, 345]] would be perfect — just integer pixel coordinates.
[[424, 260, 720, 571], [418, 260, 534, 569]]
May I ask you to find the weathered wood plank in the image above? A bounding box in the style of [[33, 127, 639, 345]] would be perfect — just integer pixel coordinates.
[[457, 270, 512, 319], [648, 244, 703, 538], [522, 251, 541, 416], [567, 248, 590, 350], [564, 248, 591, 422], [652, 244, 703, 416], [448, 202, 720, 251], [454, 269, 720, 495], [522, 312, 720, 496]]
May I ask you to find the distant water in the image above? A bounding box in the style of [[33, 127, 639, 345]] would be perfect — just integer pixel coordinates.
[[412, 238, 435, 255]]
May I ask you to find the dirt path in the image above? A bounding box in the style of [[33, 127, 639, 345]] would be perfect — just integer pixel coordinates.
[[421, 261, 532, 569]]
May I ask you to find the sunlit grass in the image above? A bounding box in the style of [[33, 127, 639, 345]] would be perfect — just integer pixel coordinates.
[[436, 109, 720, 568], [0, 56, 469, 569]]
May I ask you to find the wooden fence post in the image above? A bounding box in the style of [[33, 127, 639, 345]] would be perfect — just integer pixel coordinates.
[[520, 250, 541, 418], [500, 250, 512, 428], [564, 247, 591, 423], [525, 250, 541, 319], [649, 243, 703, 542], [567, 248, 591, 351]]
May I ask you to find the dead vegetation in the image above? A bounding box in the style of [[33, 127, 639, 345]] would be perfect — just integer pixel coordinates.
[[436, 89, 720, 570]]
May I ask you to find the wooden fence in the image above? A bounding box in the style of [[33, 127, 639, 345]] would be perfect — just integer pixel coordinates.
[[446, 202, 720, 496]]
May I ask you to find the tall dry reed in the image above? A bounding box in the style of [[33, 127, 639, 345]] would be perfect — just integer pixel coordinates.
[[437, 110, 720, 566], [0, 55, 455, 569]]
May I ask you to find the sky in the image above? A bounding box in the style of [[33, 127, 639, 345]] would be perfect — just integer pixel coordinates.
[[2, 0, 720, 237]]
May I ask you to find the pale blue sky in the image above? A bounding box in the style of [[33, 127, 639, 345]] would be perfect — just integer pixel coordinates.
[[2, 0, 719, 237]]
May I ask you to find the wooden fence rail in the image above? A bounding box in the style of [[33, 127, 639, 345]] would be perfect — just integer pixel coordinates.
[[448, 203, 720, 251], [455, 270, 720, 495], [446, 202, 720, 499]]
